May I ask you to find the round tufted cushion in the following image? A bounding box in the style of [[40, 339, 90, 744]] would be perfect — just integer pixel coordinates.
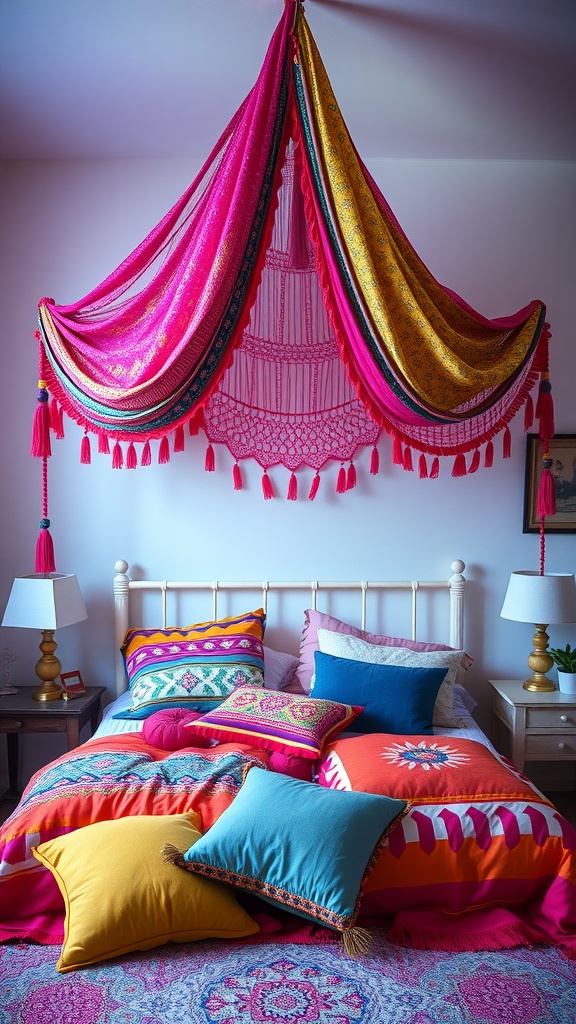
[[142, 708, 211, 751]]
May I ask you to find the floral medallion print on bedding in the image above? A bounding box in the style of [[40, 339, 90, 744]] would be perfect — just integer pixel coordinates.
[[116, 609, 266, 719], [186, 686, 363, 759], [316, 628, 468, 728], [317, 732, 576, 956]]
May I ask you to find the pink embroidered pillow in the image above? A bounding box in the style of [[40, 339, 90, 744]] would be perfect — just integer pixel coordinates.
[[295, 608, 472, 695], [142, 708, 212, 751]]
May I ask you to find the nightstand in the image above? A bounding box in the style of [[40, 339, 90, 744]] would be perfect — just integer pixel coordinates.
[[0, 686, 106, 798], [489, 679, 576, 771]]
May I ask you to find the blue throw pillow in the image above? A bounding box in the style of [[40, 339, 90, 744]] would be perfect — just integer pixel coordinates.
[[164, 766, 407, 953], [312, 650, 447, 734]]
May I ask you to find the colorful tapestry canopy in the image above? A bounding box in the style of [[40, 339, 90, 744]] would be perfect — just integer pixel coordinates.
[[32, 0, 555, 566]]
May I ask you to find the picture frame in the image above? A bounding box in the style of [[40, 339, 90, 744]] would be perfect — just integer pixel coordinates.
[[60, 670, 86, 700], [523, 433, 576, 533]]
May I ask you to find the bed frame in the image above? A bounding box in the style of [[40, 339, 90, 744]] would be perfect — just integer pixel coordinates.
[[113, 559, 466, 700]]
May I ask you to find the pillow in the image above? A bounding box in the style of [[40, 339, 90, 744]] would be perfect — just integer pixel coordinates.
[[142, 708, 212, 750], [263, 646, 299, 691], [164, 767, 407, 951], [312, 650, 447, 734], [316, 628, 468, 729], [186, 685, 363, 760], [295, 607, 472, 696], [115, 608, 266, 720], [32, 812, 259, 973]]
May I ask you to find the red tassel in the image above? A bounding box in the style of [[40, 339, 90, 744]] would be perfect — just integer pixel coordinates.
[[205, 444, 215, 472], [430, 457, 440, 479], [126, 442, 137, 469], [468, 449, 480, 474], [537, 388, 555, 442], [80, 433, 91, 465], [112, 442, 123, 469], [484, 441, 494, 468], [418, 454, 428, 479], [188, 409, 204, 436], [262, 472, 275, 500], [402, 447, 413, 472], [174, 424, 185, 453], [346, 463, 357, 490], [308, 472, 320, 501], [98, 432, 110, 455], [141, 440, 152, 466], [524, 394, 534, 431], [35, 520, 55, 573], [287, 471, 298, 500], [158, 437, 170, 464], [392, 436, 403, 466], [55, 404, 65, 439], [370, 447, 379, 475], [503, 426, 512, 459], [537, 459, 556, 518], [233, 462, 243, 491], [31, 384, 51, 458], [336, 466, 347, 493], [49, 399, 60, 432], [452, 453, 467, 477]]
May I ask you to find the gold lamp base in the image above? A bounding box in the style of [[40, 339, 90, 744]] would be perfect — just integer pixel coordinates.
[[523, 623, 557, 692], [32, 629, 63, 701]]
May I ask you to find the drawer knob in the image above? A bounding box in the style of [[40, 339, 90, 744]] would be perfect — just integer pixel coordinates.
[[560, 714, 568, 723], [558, 742, 566, 750]]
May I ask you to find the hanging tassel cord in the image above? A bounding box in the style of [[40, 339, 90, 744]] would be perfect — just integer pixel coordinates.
[[35, 455, 56, 573]]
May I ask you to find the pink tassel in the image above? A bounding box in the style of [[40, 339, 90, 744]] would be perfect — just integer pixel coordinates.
[[452, 453, 467, 477], [141, 440, 152, 466], [98, 432, 110, 455], [35, 520, 55, 573], [537, 386, 555, 442], [188, 409, 204, 436], [524, 394, 534, 431], [392, 436, 403, 466], [174, 424, 185, 453], [336, 465, 347, 493], [55, 404, 65, 439], [537, 457, 556, 518], [112, 442, 123, 469], [287, 471, 298, 500], [484, 441, 494, 468], [158, 437, 170, 464], [233, 462, 243, 490], [402, 447, 413, 472], [468, 449, 480, 474], [370, 446, 379, 475], [31, 384, 51, 458], [308, 472, 320, 500], [205, 444, 215, 472], [430, 457, 440, 479], [418, 454, 428, 479], [503, 426, 512, 459], [346, 463, 357, 490], [126, 442, 137, 469], [80, 433, 91, 465], [262, 472, 274, 500], [49, 399, 60, 432]]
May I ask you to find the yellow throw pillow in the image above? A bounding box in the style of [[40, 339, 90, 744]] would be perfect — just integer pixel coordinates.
[[33, 812, 259, 973]]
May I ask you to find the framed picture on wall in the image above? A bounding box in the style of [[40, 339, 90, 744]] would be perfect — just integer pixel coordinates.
[[523, 433, 576, 533]]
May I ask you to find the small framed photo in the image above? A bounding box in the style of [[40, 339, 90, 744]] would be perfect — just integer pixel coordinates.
[[60, 670, 86, 700], [523, 433, 576, 533]]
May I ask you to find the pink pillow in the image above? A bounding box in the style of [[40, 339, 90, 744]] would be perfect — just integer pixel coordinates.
[[295, 608, 472, 694], [142, 708, 212, 751], [268, 750, 313, 781]]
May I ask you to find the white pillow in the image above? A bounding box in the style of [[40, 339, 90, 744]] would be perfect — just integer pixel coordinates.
[[263, 646, 299, 691], [315, 628, 467, 728]]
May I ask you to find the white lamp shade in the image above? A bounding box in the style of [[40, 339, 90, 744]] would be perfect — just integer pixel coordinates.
[[500, 571, 576, 624], [2, 573, 87, 630]]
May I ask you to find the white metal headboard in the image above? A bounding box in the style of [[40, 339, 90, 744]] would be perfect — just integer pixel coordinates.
[[113, 559, 466, 699]]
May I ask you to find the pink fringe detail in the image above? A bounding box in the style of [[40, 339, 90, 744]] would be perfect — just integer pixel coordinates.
[[346, 463, 357, 490], [452, 453, 467, 477], [392, 436, 403, 466], [97, 433, 110, 455], [336, 466, 347, 493], [31, 400, 51, 458], [287, 471, 298, 500], [402, 447, 413, 472], [503, 426, 512, 459], [233, 462, 243, 490], [484, 441, 494, 468], [205, 444, 215, 472], [49, 399, 60, 432], [524, 394, 534, 431], [35, 526, 55, 574], [126, 442, 137, 469], [141, 440, 152, 466], [370, 446, 379, 475], [468, 449, 480, 474], [80, 434, 91, 465], [55, 404, 65, 439], [262, 471, 274, 499], [158, 437, 170, 464], [430, 457, 440, 479], [174, 424, 185, 452], [112, 442, 123, 469], [188, 409, 204, 436], [537, 390, 555, 441], [537, 467, 556, 518], [308, 472, 320, 500]]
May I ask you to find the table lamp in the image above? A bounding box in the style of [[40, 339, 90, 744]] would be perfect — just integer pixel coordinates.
[[500, 570, 576, 691], [2, 573, 87, 701]]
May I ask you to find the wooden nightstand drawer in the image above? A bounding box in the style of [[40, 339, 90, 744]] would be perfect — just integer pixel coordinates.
[[526, 706, 576, 730], [0, 716, 67, 734], [525, 734, 576, 758]]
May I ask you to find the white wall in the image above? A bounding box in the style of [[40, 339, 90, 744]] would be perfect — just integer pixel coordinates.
[[1, 156, 575, 788]]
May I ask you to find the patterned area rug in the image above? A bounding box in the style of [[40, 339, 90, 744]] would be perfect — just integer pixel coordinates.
[[2, 931, 576, 1024]]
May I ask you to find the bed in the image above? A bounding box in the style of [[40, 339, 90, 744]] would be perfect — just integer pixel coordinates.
[[1, 558, 575, 1016]]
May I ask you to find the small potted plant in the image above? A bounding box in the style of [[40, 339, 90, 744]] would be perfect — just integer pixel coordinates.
[[549, 644, 576, 694]]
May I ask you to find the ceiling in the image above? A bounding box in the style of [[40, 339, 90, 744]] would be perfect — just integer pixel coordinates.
[[1, 0, 575, 162]]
